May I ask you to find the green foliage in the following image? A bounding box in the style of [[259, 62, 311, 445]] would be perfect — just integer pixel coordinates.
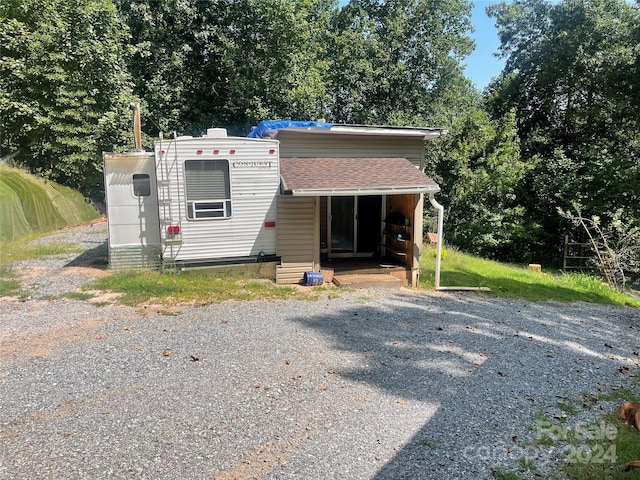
[[119, 0, 335, 134], [0, 0, 135, 194], [486, 0, 640, 263], [222, 0, 334, 125], [426, 107, 536, 260], [419, 244, 640, 307], [326, 0, 474, 124], [1, 0, 479, 194]]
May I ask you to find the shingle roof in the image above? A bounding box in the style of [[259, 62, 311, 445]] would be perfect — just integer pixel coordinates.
[[279, 157, 440, 196]]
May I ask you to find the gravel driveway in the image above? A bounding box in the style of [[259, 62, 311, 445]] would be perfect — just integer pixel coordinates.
[[1, 222, 639, 479]]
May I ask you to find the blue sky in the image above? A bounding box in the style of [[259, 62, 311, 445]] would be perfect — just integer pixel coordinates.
[[464, 1, 505, 89]]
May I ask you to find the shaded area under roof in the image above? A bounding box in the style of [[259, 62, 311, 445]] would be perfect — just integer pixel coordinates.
[[279, 157, 440, 196]]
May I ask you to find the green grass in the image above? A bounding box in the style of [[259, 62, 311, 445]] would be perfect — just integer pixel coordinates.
[[58, 292, 96, 301], [521, 383, 640, 480], [598, 389, 639, 402], [561, 411, 640, 480], [0, 235, 84, 298], [1, 237, 80, 264], [0, 264, 21, 297], [492, 467, 521, 480], [88, 269, 323, 306], [420, 244, 640, 307], [558, 401, 581, 416]]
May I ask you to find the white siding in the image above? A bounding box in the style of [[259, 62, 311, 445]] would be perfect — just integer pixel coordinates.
[[104, 152, 162, 269], [276, 196, 316, 284], [276, 131, 425, 167], [155, 137, 279, 264]]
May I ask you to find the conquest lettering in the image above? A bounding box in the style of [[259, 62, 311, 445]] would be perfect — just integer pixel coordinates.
[[232, 161, 272, 168]]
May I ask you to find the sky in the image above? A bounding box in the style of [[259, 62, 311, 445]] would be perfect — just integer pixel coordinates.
[[464, 1, 505, 90]]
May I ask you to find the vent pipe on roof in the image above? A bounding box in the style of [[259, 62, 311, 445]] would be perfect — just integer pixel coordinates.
[[130, 103, 143, 152]]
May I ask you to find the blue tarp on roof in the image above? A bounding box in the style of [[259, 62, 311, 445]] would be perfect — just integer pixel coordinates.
[[248, 120, 333, 138]]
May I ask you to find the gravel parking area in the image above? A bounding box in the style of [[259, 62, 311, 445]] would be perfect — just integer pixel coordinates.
[[1, 222, 639, 479]]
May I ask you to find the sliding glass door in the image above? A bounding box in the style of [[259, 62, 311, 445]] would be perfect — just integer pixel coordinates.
[[329, 196, 382, 257]]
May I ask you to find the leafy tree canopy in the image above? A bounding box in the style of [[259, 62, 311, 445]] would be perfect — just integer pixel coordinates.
[[486, 0, 640, 262], [0, 0, 134, 194]]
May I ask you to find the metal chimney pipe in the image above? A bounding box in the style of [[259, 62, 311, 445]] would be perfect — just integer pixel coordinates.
[[130, 103, 143, 152]]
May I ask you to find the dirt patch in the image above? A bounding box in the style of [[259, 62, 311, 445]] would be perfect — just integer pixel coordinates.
[[0, 399, 83, 443], [84, 290, 123, 304], [211, 430, 310, 480], [62, 266, 111, 278], [16, 266, 49, 281], [0, 304, 135, 359]]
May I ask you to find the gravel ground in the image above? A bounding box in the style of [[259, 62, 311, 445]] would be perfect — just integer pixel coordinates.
[[1, 221, 639, 479]]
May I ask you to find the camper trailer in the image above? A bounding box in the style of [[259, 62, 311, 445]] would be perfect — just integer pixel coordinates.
[[104, 121, 445, 287], [103, 128, 280, 271]]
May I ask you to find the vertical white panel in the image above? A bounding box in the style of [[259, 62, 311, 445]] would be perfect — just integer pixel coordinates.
[[104, 152, 162, 269]]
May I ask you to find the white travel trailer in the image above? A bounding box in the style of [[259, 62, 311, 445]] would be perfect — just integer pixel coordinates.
[[103, 128, 280, 270]]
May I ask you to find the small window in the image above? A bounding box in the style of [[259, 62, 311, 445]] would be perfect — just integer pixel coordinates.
[[133, 174, 151, 197], [184, 159, 232, 220]]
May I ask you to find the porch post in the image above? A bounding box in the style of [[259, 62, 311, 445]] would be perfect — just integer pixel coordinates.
[[313, 196, 321, 271], [412, 193, 424, 287]]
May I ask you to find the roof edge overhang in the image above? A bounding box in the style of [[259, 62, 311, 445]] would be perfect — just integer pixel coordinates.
[[274, 126, 446, 141], [281, 185, 441, 197]]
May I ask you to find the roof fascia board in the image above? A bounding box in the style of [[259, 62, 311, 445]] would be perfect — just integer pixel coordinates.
[[273, 126, 447, 140], [283, 185, 441, 196]]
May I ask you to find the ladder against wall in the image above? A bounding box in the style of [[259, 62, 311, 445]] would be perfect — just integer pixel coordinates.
[[156, 138, 183, 268]]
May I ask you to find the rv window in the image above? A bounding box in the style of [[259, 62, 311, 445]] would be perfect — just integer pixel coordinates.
[[133, 174, 151, 197], [184, 159, 232, 220]]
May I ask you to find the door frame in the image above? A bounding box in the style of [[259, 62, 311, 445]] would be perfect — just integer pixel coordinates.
[[327, 195, 386, 258]]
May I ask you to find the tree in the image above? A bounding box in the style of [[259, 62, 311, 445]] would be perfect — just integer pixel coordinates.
[[326, 0, 474, 125], [486, 0, 640, 263], [220, 0, 335, 130], [120, 0, 335, 136], [560, 207, 640, 290], [0, 0, 134, 194], [425, 107, 535, 260]]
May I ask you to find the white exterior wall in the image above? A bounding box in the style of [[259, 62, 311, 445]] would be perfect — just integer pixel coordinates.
[[103, 152, 162, 269], [276, 131, 425, 167], [276, 196, 317, 284], [155, 136, 280, 264]]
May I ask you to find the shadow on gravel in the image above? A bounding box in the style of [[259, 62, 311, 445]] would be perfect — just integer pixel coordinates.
[[295, 292, 640, 479], [65, 241, 108, 269]]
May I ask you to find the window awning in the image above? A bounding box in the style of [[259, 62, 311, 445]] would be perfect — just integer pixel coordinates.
[[279, 157, 440, 196]]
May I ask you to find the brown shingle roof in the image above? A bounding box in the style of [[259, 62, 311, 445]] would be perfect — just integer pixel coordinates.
[[280, 157, 440, 195]]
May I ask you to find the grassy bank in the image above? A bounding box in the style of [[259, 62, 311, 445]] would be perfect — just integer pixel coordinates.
[[0, 165, 99, 242], [419, 244, 640, 308]]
